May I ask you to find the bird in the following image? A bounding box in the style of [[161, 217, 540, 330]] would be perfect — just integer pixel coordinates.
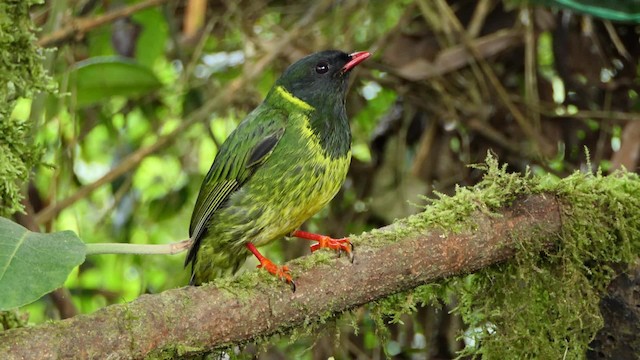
[[185, 50, 371, 290]]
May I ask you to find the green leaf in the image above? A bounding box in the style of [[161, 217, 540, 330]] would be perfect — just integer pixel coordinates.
[[69, 56, 162, 107], [0, 217, 86, 310], [530, 0, 640, 22]]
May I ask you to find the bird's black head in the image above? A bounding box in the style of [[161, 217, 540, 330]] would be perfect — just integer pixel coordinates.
[[274, 50, 371, 111]]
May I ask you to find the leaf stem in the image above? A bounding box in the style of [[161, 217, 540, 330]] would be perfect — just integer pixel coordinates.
[[85, 239, 192, 256]]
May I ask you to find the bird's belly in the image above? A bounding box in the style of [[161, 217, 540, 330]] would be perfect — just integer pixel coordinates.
[[215, 149, 351, 248], [249, 153, 350, 246], [263, 166, 346, 241]]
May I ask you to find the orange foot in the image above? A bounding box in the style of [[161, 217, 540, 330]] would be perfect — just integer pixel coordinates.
[[246, 243, 296, 291], [291, 230, 354, 262]]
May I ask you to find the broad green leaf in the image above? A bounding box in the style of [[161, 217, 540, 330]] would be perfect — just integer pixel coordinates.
[[0, 217, 86, 310], [69, 56, 162, 107]]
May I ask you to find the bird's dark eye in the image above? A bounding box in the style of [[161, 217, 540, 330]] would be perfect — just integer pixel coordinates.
[[315, 61, 329, 74]]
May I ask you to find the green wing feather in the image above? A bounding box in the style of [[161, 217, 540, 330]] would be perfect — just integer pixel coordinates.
[[185, 106, 287, 267]]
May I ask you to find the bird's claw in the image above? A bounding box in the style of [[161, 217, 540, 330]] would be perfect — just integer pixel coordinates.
[[310, 236, 354, 263], [257, 259, 295, 292]]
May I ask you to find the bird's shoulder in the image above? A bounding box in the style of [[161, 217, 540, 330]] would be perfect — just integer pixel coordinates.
[[205, 105, 288, 176], [187, 104, 289, 242]]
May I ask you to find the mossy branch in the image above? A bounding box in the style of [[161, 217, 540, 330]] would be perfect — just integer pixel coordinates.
[[2, 159, 639, 359], [0, 193, 561, 359]]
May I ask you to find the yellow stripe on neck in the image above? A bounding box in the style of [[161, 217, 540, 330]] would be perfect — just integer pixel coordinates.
[[275, 86, 314, 111]]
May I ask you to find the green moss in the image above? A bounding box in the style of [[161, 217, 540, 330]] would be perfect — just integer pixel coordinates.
[[368, 154, 640, 359], [288, 249, 334, 270], [121, 303, 142, 352], [360, 157, 532, 250], [146, 344, 224, 360], [0, 0, 55, 216], [210, 271, 263, 302], [0, 309, 29, 330], [206, 248, 341, 304], [168, 154, 638, 358]]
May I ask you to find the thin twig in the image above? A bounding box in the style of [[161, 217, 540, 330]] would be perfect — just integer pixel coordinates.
[[467, 118, 531, 155], [181, 16, 219, 86], [603, 20, 631, 61], [38, 0, 171, 47], [434, 0, 551, 158], [467, 0, 494, 38], [514, 98, 640, 122], [523, 7, 541, 131], [85, 239, 192, 255]]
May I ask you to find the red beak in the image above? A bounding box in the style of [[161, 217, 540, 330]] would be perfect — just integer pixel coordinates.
[[342, 51, 371, 73]]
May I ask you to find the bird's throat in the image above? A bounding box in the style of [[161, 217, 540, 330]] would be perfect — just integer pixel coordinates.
[[273, 86, 351, 159], [307, 108, 351, 160]]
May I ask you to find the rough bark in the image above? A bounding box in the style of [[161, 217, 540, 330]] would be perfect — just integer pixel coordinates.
[[0, 194, 561, 359]]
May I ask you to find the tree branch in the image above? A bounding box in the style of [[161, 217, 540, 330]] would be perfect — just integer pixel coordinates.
[[37, 0, 171, 47], [1, 194, 561, 359]]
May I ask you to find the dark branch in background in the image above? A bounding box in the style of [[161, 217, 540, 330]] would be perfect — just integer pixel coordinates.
[[432, 0, 552, 158], [37, 0, 171, 47], [1, 194, 561, 359]]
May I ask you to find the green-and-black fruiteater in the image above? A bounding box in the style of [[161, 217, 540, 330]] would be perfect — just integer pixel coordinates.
[[185, 50, 371, 289]]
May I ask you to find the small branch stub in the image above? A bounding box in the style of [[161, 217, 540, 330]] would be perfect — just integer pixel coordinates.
[[84, 239, 192, 256]]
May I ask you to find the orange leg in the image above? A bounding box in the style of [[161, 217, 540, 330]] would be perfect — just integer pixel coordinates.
[[291, 230, 354, 262], [246, 243, 295, 291]]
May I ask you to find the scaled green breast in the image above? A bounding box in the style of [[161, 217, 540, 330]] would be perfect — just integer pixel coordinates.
[[245, 90, 351, 245]]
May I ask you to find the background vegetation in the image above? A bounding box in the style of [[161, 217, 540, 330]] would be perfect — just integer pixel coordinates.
[[2, 0, 640, 358]]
